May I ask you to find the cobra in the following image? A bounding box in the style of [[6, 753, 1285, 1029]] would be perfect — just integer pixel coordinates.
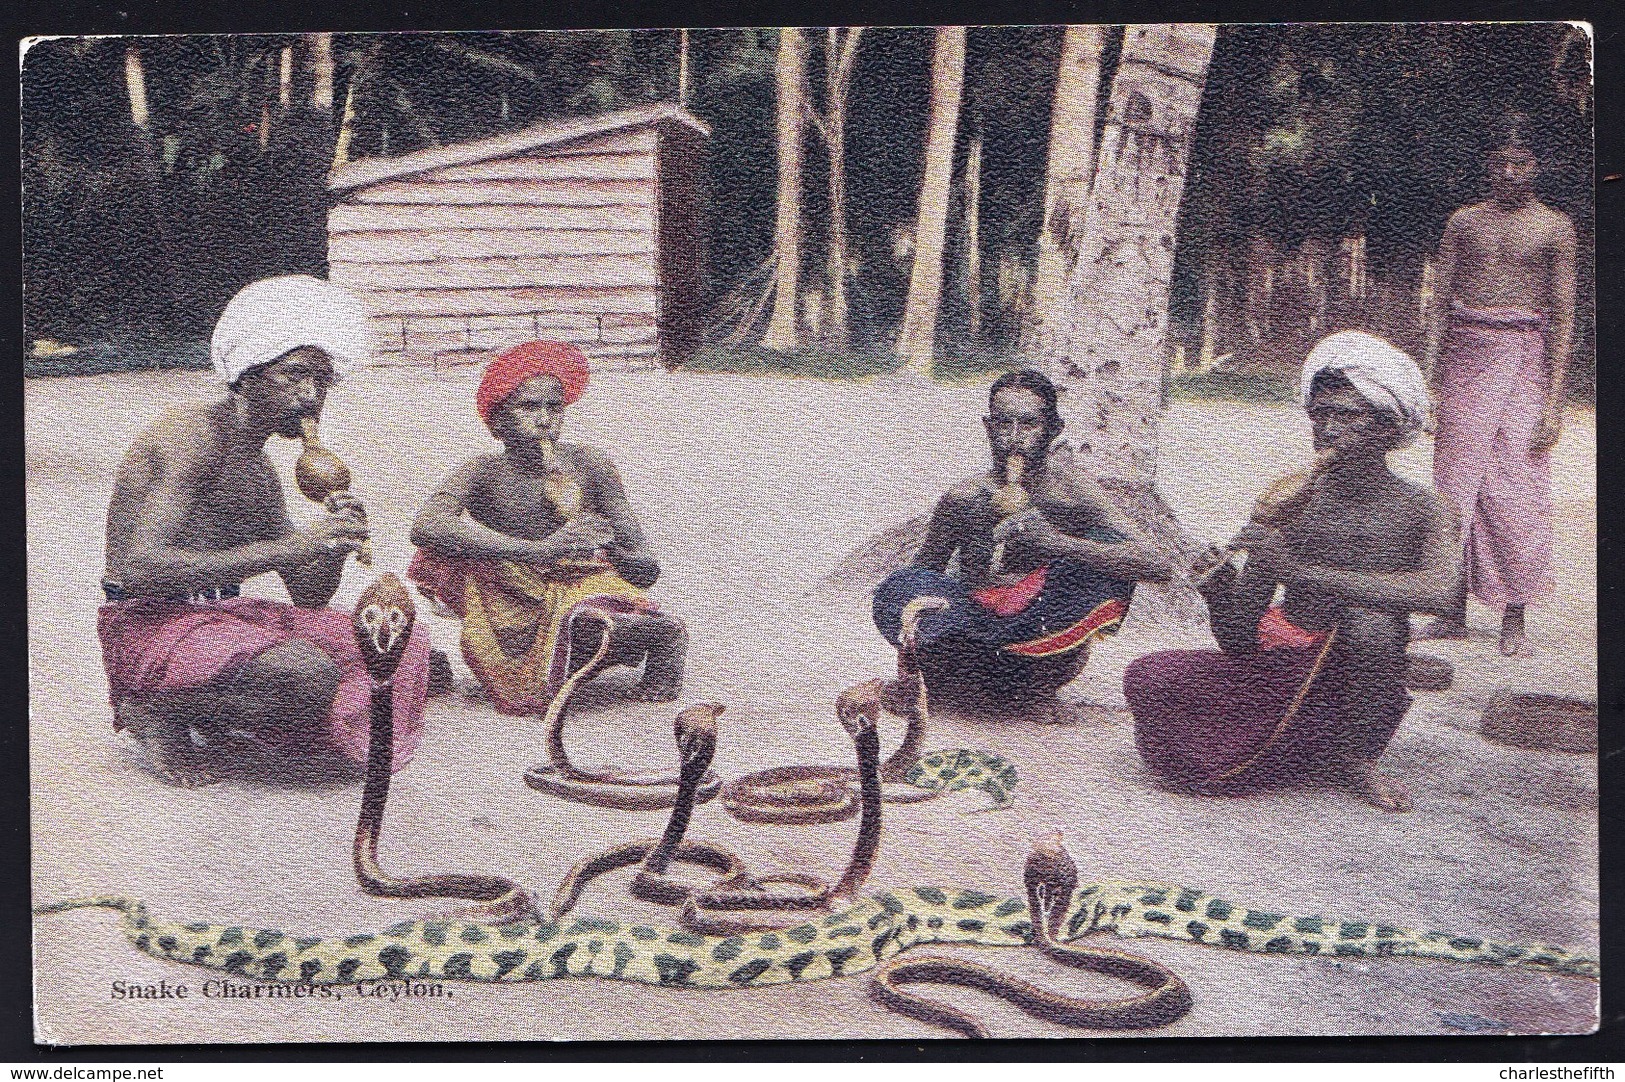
[[722, 596, 1016, 823], [524, 610, 722, 811], [350, 575, 538, 923], [552, 685, 886, 937]]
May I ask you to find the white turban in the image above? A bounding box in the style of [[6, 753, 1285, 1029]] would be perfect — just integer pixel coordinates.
[[1299, 331, 1431, 445], [209, 275, 373, 384]]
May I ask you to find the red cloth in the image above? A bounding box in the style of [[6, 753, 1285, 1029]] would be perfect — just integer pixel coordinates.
[[970, 565, 1049, 618], [97, 597, 432, 772], [475, 341, 591, 427], [1256, 604, 1328, 651]]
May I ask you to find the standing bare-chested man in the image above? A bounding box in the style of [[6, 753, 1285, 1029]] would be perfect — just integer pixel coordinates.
[[409, 341, 686, 714], [99, 276, 433, 787], [1421, 116, 1577, 657]]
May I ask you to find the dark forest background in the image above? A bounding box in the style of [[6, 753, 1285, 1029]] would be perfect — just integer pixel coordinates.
[[20, 24, 1594, 390]]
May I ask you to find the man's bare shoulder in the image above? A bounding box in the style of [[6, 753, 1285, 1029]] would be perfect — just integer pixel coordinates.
[[942, 475, 992, 506], [1528, 200, 1577, 240], [1448, 202, 1489, 230], [459, 451, 508, 478], [1393, 477, 1454, 522], [124, 404, 218, 474], [560, 441, 620, 475]]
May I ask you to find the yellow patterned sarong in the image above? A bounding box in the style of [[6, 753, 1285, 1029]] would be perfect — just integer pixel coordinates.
[[408, 551, 648, 715]]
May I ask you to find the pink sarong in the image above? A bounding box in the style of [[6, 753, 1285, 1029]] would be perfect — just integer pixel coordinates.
[[97, 597, 432, 771], [1432, 303, 1555, 607]]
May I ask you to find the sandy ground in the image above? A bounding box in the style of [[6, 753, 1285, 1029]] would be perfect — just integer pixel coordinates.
[[27, 366, 1597, 1044]]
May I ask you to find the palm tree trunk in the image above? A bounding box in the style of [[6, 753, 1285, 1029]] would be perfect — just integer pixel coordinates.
[[820, 27, 862, 352], [309, 33, 335, 111], [678, 29, 691, 105], [963, 130, 983, 342], [1024, 25, 1106, 357], [761, 27, 807, 352], [1037, 23, 1216, 604], [123, 46, 150, 130], [896, 25, 967, 374]]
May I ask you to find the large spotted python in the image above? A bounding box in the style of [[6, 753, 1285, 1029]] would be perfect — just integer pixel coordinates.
[[35, 578, 1598, 1037]]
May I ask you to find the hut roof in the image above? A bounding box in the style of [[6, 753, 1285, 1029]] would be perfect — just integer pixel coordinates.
[[328, 103, 710, 193]]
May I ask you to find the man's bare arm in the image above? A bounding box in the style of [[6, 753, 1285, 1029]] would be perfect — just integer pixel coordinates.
[[580, 449, 660, 589], [273, 487, 363, 610], [110, 446, 344, 597], [1545, 215, 1578, 415], [1282, 501, 1464, 614], [1032, 462, 1175, 583], [409, 458, 609, 565], [910, 493, 964, 573], [1423, 211, 1464, 384], [1199, 552, 1277, 655]]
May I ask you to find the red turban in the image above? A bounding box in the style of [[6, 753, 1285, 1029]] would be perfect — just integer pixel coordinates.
[[476, 341, 591, 427]]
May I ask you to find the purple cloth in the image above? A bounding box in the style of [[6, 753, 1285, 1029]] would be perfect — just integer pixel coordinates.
[[1431, 303, 1555, 607], [98, 597, 432, 772], [1125, 641, 1408, 794]]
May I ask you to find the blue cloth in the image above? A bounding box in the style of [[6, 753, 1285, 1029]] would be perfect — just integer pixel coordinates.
[[873, 532, 1135, 654]]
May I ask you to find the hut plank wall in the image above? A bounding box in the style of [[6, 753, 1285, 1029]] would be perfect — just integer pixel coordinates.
[[330, 124, 669, 366]]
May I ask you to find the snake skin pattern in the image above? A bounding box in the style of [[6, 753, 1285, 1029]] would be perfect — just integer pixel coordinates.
[[36, 879, 1596, 989]]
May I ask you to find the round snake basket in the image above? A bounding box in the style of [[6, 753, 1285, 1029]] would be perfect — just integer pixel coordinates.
[[1479, 691, 1596, 754]]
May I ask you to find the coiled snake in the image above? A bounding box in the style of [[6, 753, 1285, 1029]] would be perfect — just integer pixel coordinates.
[[551, 686, 886, 937], [721, 597, 1016, 823], [524, 609, 722, 810], [35, 580, 1600, 1036]]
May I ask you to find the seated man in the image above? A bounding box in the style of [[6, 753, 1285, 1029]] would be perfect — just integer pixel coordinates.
[[409, 341, 685, 713], [873, 369, 1173, 718], [98, 275, 433, 787], [1125, 331, 1462, 813]]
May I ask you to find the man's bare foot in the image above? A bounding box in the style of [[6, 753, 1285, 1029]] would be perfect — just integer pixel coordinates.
[[879, 677, 919, 717], [1338, 757, 1412, 813], [1499, 607, 1535, 657], [132, 725, 225, 788], [1416, 616, 1470, 641], [427, 649, 455, 698], [117, 700, 223, 788]]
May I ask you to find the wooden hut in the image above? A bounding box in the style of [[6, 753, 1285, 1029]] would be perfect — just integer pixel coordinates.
[[327, 104, 709, 370]]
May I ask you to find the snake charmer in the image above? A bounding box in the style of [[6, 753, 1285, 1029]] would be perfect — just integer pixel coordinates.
[[409, 341, 687, 712], [872, 369, 1173, 721], [98, 275, 433, 788], [1126, 332, 1463, 814]]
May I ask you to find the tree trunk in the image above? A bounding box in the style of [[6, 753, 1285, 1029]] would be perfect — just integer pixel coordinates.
[[678, 29, 690, 105], [1036, 23, 1216, 623], [123, 46, 150, 130], [962, 130, 983, 342], [895, 26, 966, 374], [833, 24, 1217, 619], [309, 33, 335, 111], [1023, 25, 1105, 357], [761, 28, 806, 352], [816, 27, 862, 352], [280, 45, 293, 109]]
